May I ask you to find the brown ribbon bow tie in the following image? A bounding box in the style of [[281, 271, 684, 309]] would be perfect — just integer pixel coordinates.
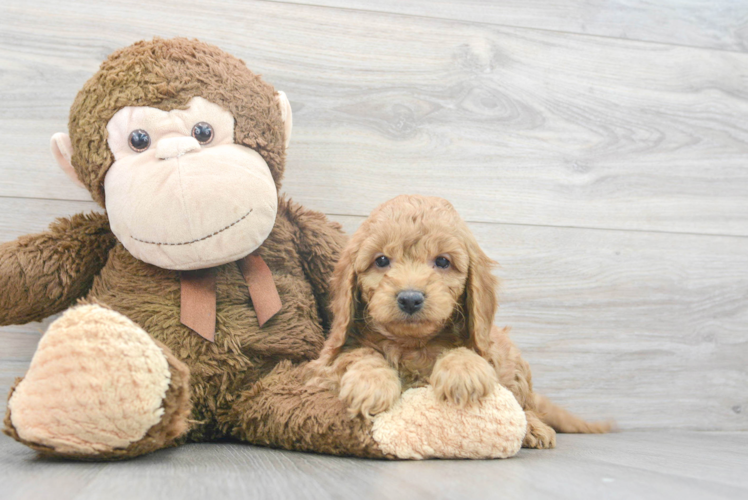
[[179, 251, 282, 342]]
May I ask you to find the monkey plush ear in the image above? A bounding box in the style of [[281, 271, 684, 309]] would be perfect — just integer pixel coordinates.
[[276, 91, 293, 150], [51, 132, 85, 188]]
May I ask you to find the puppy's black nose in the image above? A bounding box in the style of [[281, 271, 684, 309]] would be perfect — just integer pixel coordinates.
[[397, 290, 425, 315]]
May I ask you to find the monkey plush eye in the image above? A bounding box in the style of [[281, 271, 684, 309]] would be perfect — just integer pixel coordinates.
[[434, 256, 450, 269], [191, 122, 214, 144], [128, 129, 151, 152], [374, 255, 391, 268]]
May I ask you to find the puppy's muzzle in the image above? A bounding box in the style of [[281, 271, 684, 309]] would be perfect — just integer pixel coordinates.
[[397, 290, 425, 315]]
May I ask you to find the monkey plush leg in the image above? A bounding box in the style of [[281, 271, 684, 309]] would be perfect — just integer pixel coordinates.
[[228, 360, 386, 457], [227, 362, 527, 460], [3, 304, 191, 460]]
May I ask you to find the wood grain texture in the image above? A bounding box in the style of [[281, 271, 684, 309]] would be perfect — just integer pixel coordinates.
[[1, 433, 747, 500], [274, 0, 748, 53], [1, 0, 747, 436], [2, 0, 748, 235], [1, 201, 746, 430]]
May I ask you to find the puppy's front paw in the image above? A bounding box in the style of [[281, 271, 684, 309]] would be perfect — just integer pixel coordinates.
[[339, 364, 402, 420], [431, 348, 498, 407]]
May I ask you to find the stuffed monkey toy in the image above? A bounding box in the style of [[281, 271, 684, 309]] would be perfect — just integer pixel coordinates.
[[1, 38, 526, 460]]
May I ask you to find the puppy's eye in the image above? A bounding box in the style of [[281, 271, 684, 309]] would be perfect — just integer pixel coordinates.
[[374, 255, 390, 268], [434, 256, 450, 269], [128, 129, 150, 152], [192, 122, 214, 144]]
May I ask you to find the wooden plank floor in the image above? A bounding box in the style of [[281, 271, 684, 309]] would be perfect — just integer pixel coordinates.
[[2, 432, 747, 500], [1, 0, 747, 494]]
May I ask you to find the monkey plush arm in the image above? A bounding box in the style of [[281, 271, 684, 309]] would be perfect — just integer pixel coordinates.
[[0, 212, 116, 325], [283, 198, 347, 332]]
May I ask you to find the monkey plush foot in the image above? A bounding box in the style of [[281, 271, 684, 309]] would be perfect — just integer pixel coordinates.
[[371, 385, 527, 459], [4, 304, 191, 460]]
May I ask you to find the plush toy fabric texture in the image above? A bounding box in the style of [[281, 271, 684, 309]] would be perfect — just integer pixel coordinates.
[[104, 96, 280, 270], [68, 38, 287, 206], [1, 38, 527, 460], [8, 305, 174, 454], [372, 386, 527, 459]]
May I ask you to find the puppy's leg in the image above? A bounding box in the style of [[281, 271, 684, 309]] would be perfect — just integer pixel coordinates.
[[500, 359, 558, 449], [502, 362, 557, 449], [336, 348, 402, 420], [488, 326, 557, 448], [430, 348, 498, 407]]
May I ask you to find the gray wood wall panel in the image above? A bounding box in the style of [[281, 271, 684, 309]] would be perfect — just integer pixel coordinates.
[[2, 0, 748, 236], [0, 0, 746, 432], [273, 0, 748, 53], [2, 201, 746, 430]]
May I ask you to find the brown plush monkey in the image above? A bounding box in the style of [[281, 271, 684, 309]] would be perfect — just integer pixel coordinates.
[[1, 38, 526, 460]]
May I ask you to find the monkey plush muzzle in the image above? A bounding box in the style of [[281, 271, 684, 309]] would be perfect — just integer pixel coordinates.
[[103, 97, 278, 271]]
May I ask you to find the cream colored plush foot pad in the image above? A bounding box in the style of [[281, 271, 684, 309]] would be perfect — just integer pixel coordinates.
[[8, 305, 171, 454], [371, 385, 527, 459]]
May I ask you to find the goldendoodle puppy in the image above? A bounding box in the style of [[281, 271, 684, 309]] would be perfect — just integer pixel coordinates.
[[308, 195, 610, 448]]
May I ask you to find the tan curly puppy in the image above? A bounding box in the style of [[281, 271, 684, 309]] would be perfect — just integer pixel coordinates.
[[308, 195, 611, 449]]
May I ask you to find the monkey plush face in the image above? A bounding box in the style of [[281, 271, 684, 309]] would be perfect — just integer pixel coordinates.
[[103, 97, 278, 270], [49, 38, 294, 271]]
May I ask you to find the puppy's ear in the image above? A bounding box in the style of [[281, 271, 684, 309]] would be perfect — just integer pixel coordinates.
[[464, 234, 499, 356], [315, 238, 359, 365]]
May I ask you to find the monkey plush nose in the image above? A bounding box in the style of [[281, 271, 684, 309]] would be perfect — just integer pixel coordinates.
[[156, 137, 201, 160], [397, 290, 425, 315]]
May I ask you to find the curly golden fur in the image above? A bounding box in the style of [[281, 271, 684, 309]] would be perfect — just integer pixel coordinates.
[[308, 195, 612, 449]]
